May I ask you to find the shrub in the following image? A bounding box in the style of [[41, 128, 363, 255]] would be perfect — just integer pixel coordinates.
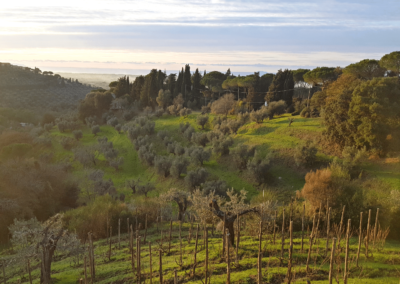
[[155, 109, 164, 117], [91, 125, 100, 136], [294, 142, 318, 168], [232, 144, 256, 170], [191, 132, 209, 147], [237, 112, 249, 125], [154, 156, 173, 177], [170, 157, 190, 178], [64, 195, 131, 240], [185, 168, 208, 189], [123, 110, 136, 121], [72, 130, 83, 141], [183, 125, 195, 141], [114, 124, 122, 133], [43, 123, 53, 132], [33, 136, 52, 147], [202, 180, 228, 196], [196, 115, 209, 130], [179, 107, 192, 118], [174, 144, 185, 156], [214, 121, 230, 135], [41, 113, 56, 125], [212, 137, 234, 156], [107, 117, 119, 127], [266, 100, 287, 119], [201, 104, 211, 114], [157, 130, 169, 140], [167, 141, 177, 154], [186, 146, 211, 165], [250, 110, 264, 124], [60, 137, 76, 150], [128, 126, 142, 141], [167, 105, 181, 116], [137, 183, 156, 197], [85, 116, 97, 127], [211, 93, 236, 116], [226, 119, 241, 134], [138, 146, 155, 166], [179, 122, 191, 133], [247, 151, 271, 185]]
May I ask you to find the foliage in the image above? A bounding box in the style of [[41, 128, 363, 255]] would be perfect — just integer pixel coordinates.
[[156, 89, 172, 110], [196, 115, 209, 130], [185, 168, 208, 189], [343, 59, 386, 80], [185, 146, 211, 165], [380, 51, 400, 75], [154, 155, 173, 177], [212, 136, 234, 156], [265, 69, 294, 106], [202, 180, 228, 196], [211, 93, 236, 116], [78, 91, 113, 120], [294, 142, 318, 167], [232, 144, 256, 170], [170, 156, 190, 178], [303, 67, 340, 86], [247, 151, 271, 185]]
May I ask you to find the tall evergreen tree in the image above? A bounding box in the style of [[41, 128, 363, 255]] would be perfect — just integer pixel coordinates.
[[247, 72, 264, 110], [166, 74, 176, 95], [174, 68, 183, 97], [140, 69, 159, 107], [131, 75, 145, 101], [192, 68, 202, 97], [265, 69, 294, 106], [183, 64, 192, 94]]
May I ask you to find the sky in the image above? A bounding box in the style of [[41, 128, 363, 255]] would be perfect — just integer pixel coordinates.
[[1, 0, 399, 75]]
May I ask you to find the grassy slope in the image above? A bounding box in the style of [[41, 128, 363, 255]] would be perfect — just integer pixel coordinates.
[[3, 223, 400, 283], [2, 112, 399, 283]]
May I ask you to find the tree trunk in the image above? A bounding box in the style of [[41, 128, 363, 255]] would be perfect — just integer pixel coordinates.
[[40, 245, 56, 284]]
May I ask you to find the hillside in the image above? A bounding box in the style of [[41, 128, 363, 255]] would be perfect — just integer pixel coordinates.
[[0, 63, 94, 111]]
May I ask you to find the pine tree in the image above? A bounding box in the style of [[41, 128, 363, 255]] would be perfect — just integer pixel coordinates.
[[131, 76, 145, 101]]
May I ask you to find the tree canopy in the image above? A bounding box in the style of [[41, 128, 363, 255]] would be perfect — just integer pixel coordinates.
[[343, 59, 385, 80]]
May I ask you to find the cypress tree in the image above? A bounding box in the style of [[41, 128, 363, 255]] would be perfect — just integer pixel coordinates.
[[166, 74, 176, 95], [265, 69, 294, 106], [174, 69, 183, 97], [131, 76, 145, 101], [192, 68, 201, 97], [184, 64, 192, 93]]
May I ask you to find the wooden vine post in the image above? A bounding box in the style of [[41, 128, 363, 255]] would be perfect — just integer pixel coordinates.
[[27, 259, 33, 284], [287, 221, 293, 284], [366, 209, 371, 257], [149, 241, 153, 284], [88, 232, 95, 283], [192, 224, 199, 277], [280, 209, 285, 266], [179, 221, 183, 266], [329, 238, 337, 284], [83, 256, 87, 284], [226, 230, 231, 284], [109, 226, 112, 261], [325, 207, 331, 255], [2, 260, 5, 284], [344, 219, 351, 284], [273, 210, 277, 245], [373, 208, 379, 247], [205, 227, 209, 284], [306, 215, 316, 273], [356, 212, 363, 267], [236, 214, 240, 264], [337, 205, 345, 248], [168, 220, 173, 253], [222, 214, 226, 255], [159, 250, 163, 284], [257, 220, 263, 284], [301, 204, 305, 253], [137, 236, 141, 283], [130, 225, 135, 275], [144, 214, 148, 243]]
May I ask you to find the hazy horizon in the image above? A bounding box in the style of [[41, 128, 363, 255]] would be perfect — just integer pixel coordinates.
[[2, 0, 399, 74]]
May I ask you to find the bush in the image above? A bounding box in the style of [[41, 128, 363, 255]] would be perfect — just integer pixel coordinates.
[[179, 107, 192, 118], [294, 142, 318, 168], [266, 100, 287, 119], [170, 157, 190, 178], [202, 180, 228, 196], [179, 122, 191, 133], [157, 130, 169, 140], [64, 195, 131, 240], [138, 146, 155, 166], [196, 115, 209, 130], [212, 137, 234, 156], [183, 125, 195, 141], [114, 124, 122, 133], [60, 137, 77, 150], [154, 156, 173, 177], [191, 132, 209, 147], [73, 130, 83, 141], [250, 110, 264, 124], [247, 151, 271, 185], [43, 123, 53, 132], [123, 110, 136, 121], [91, 125, 100, 136], [232, 144, 256, 170], [226, 119, 241, 134], [41, 113, 56, 125], [211, 93, 236, 116], [201, 104, 211, 114], [185, 168, 208, 189], [155, 109, 164, 117], [174, 144, 185, 156], [107, 117, 119, 127], [167, 141, 177, 154], [186, 147, 211, 165]]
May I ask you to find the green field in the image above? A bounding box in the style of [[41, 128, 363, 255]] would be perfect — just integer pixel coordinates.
[[1, 111, 399, 283]]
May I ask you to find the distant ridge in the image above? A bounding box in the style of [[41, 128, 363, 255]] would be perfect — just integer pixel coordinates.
[[0, 63, 95, 111]]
